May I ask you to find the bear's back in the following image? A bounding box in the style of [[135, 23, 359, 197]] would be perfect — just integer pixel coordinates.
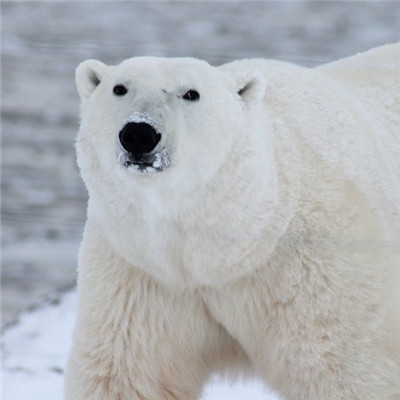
[[221, 45, 400, 228]]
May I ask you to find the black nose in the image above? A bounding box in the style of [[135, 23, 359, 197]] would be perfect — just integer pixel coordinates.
[[119, 122, 161, 158]]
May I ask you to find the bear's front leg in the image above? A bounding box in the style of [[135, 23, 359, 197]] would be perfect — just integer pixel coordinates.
[[65, 220, 235, 400]]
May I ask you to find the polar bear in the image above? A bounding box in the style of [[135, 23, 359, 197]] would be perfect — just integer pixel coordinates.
[[66, 43, 400, 400]]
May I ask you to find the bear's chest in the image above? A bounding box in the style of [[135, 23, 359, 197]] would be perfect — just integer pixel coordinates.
[[95, 200, 271, 288], [102, 209, 188, 284]]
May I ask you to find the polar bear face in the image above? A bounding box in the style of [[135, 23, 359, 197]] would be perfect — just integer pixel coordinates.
[[75, 57, 276, 286], [76, 57, 266, 198]]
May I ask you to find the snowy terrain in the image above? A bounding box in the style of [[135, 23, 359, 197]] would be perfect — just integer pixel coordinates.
[[2, 289, 281, 400]]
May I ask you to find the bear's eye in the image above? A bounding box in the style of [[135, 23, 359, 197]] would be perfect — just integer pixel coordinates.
[[182, 90, 200, 101], [113, 84, 128, 96]]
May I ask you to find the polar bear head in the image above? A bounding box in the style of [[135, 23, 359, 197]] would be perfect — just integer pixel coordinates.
[[75, 57, 285, 286], [75, 57, 268, 199]]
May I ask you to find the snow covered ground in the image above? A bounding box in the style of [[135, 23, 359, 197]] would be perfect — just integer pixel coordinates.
[[2, 289, 281, 400]]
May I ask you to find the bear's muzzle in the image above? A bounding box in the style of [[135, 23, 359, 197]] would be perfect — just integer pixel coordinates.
[[119, 122, 161, 158]]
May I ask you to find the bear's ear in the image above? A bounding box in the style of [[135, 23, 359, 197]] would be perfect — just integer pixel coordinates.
[[234, 71, 266, 103], [75, 59, 110, 100]]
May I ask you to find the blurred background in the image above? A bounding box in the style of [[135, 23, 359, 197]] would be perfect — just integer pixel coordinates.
[[2, 1, 400, 328]]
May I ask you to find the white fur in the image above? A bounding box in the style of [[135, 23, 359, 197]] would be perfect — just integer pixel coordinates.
[[66, 44, 400, 400]]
